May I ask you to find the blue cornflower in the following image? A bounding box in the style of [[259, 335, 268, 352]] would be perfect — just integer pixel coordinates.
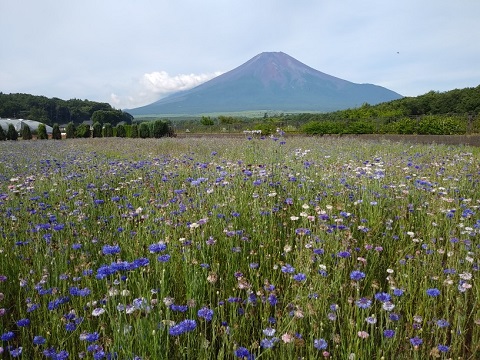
[[426, 288, 441, 297], [281, 264, 295, 273], [260, 337, 277, 349], [16, 318, 31, 327], [383, 329, 395, 338], [437, 344, 449, 352], [33, 335, 47, 345], [350, 270, 366, 281], [148, 242, 167, 253], [313, 338, 328, 350], [268, 294, 278, 306], [436, 319, 450, 328], [389, 313, 400, 321], [234, 347, 252, 359], [170, 304, 188, 312], [157, 254, 171, 262], [293, 273, 307, 282], [263, 327, 276, 337], [9, 347, 22, 357], [197, 307, 214, 321], [393, 288, 404, 296], [1, 331, 15, 341], [337, 251, 351, 258], [375, 292, 391, 302], [83, 332, 100, 342], [410, 337, 423, 346], [168, 319, 197, 336], [102, 244, 120, 255]]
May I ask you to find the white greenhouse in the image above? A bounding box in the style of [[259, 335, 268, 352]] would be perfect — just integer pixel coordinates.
[[0, 118, 53, 134]]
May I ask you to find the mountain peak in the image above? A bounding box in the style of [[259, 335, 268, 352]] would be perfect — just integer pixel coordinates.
[[128, 52, 402, 115]]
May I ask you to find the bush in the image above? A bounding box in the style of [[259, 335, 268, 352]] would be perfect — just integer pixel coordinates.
[[92, 122, 102, 138], [116, 124, 126, 138], [7, 123, 18, 140], [301, 121, 343, 135], [139, 123, 150, 138], [75, 124, 91, 138], [130, 124, 138, 138], [22, 125, 33, 140], [52, 124, 62, 140], [103, 123, 113, 137], [345, 120, 375, 134], [65, 122, 76, 139], [0, 126, 6, 141], [37, 123, 48, 139]]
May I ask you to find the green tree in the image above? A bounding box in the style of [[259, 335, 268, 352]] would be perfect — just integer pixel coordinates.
[[92, 122, 103, 138], [139, 122, 150, 138], [75, 123, 91, 138], [152, 120, 168, 138], [52, 123, 62, 140], [7, 123, 18, 140], [103, 123, 113, 137], [130, 123, 138, 138], [116, 124, 126, 137], [37, 123, 48, 139], [22, 124, 33, 140], [200, 116, 215, 126], [0, 126, 6, 141], [65, 122, 76, 139]]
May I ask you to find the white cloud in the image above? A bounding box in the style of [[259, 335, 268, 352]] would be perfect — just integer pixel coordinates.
[[110, 71, 222, 109]]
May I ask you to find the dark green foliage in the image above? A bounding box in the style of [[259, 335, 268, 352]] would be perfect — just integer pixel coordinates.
[[0, 126, 6, 140], [0, 93, 116, 125], [7, 123, 18, 140], [65, 122, 76, 139], [92, 122, 103, 138], [91, 110, 133, 126], [103, 123, 113, 137], [130, 123, 138, 138], [22, 124, 32, 140], [75, 124, 91, 138], [139, 123, 150, 138], [301, 120, 343, 135], [416, 115, 467, 135], [37, 123, 48, 139], [253, 122, 276, 135], [200, 116, 214, 126], [345, 120, 375, 134], [52, 124, 62, 140], [116, 124, 126, 137], [152, 120, 169, 138]]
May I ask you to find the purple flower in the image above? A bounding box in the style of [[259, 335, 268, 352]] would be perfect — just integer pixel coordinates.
[[148, 242, 167, 253], [436, 319, 450, 328], [410, 337, 423, 347], [1, 331, 15, 341], [293, 273, 307, 282], [157, 254, 171, 262], [437, 344, 449, 352], [426, 288, 441, 297], [260, 337, 277, 349], [374, 292, 391, 302], [102, 244, 120, 255], [33, 335, 46, 345], [356, 297, 372, 309], [383, 329, 395, 338], [281, 264, 295, 273], [169, 319, 197, 336], [313, 338, 328, 350], [16, 318, 30, 327], [393, 288, 404, 296], [350, 270, 365, 281], [9, 347, 22, 357], [234, 347, 252, 359], [197, 307, 214, 321]]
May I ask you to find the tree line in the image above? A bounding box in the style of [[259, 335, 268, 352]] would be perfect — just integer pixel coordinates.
[[0, 120, 175, 141], [0, 93, 133, 126]]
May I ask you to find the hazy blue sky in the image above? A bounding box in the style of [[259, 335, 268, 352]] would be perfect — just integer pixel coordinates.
[[1, 1, 479, 109]]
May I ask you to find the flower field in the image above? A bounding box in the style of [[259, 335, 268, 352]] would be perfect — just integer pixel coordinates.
[[0, 136, 478, 359]]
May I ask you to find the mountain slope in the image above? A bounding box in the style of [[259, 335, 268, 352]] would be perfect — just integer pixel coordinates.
[[128, 52, 403, 115]]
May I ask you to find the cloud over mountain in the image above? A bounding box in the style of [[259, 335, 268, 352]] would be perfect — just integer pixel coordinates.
[[110, 71, 222, 109]]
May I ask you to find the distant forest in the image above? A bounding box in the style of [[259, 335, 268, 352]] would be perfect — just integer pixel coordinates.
[[1, 85, 479, 135], [0, 93, 133, 126]]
